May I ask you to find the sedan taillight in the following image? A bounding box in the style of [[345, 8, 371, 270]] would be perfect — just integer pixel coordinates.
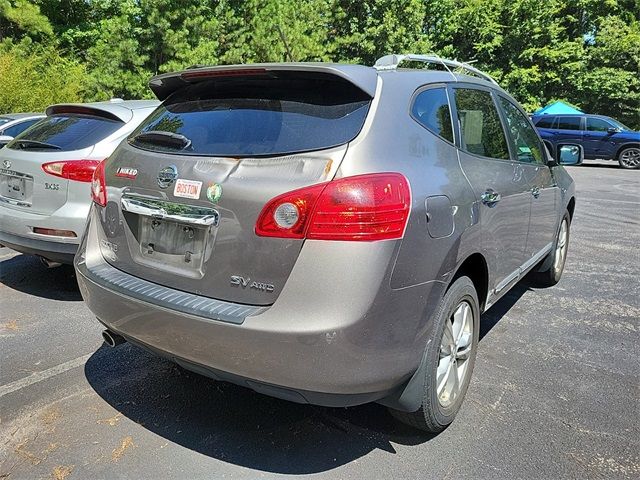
[[256, 173, 411, 241]]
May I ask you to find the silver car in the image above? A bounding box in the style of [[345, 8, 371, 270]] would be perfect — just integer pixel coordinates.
[[75, 56, 579, 432], [0, 100, 159, 265], [0, 113, 45, 147]]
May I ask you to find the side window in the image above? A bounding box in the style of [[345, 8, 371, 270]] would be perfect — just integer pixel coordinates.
[[453, 88, 510, 160], [3, 119, 41, 138], [557, 116, 581, 130], [535, 116, 555, 129], [499, 97, 544, 165], [411, 87, 454, 143], [586, 117, 613, 132]]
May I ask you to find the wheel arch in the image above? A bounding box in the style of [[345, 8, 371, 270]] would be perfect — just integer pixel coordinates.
[[615, 142, 640, 159], [447, 252, 489, 313], [567, 196, 576, 222]]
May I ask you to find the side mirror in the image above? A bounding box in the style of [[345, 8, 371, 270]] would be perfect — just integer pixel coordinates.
[[607, 127, 620, 134], [0, 135, 13, 147], [557, 144, 583, 165]]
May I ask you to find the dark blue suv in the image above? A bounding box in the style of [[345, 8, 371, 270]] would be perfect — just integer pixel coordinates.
[[532, 114, 640, 169]]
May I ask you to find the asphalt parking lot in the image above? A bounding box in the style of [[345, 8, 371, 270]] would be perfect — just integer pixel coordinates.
[[1, 160, 638, 479]]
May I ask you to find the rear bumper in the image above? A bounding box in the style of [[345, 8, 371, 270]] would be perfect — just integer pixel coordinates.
[[0, 201, 88, 263], [0, 229, 76, 263], [76, 207, 442, 406]]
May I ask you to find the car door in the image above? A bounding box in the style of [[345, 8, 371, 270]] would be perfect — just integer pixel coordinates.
[[497, 96, 559, 264], [584, 117, 617, 159], [552, 116, 583, 146], [450, 86, 531, 295]]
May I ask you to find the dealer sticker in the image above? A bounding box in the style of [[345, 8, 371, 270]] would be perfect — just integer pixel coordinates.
[[174, 179, 202, 199]]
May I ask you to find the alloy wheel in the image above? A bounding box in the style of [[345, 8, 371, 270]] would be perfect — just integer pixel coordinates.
[[554, 219, 568, 273], [437, 301, 474, 408], [620, 148, 640, 168]]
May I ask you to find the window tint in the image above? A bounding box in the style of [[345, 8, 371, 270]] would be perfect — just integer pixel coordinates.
[[3, 118, 40, 138], [130, 73, 371, 157], [535, 116, 555, 128], [9, 115, 123, 152], [557, 116, 581, 130], [587, 117, 614, 132], [0, 117, 11, 128], [453, 88, 510, 160], [499, 97, 544, 164], [411, 87, 454, 142]]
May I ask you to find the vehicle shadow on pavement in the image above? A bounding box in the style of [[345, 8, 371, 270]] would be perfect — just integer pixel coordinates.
[[84, 282, 529, 474], [0, 252, 82, 301], [480, 282, 529, 340]]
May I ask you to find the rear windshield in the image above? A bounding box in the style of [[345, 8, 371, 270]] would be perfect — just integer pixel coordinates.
[[8, 114, 123, 152], [129, 72, 372, 157]]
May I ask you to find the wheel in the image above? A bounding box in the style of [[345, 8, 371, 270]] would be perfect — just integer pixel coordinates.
[[618, 147, 640, 169], [389, 276, 479, 433], [531, 211, 570, 287]]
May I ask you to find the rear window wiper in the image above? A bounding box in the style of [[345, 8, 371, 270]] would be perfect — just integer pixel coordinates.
[[12, 139, 62, 150], [131, 130, 192, 150]]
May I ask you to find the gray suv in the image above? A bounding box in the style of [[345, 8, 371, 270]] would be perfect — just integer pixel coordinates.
[[75, 55, 577, 432]]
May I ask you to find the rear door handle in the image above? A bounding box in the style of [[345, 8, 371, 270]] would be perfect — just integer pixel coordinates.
[[481, 189, 501, 207], [531, 186, 540, 198]]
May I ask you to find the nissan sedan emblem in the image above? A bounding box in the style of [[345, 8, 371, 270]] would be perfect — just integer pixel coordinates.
[[157, 165, 178, 189], [2, 159, 10, 169]]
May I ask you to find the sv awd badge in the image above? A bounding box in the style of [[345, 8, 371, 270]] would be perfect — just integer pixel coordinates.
[[230, 275, 275, 292]]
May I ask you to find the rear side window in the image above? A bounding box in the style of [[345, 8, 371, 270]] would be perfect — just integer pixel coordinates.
[[9, 115, 123, 152], [499, 97, 544, 164], [129, 72, 371, 157], [411, 87, 454, 143], [453, 88, 510, 160], [535, 116, 556, 128], [586, 117, 613, 132], [557, 117, 581, 130], [3, 118, 41, 138]]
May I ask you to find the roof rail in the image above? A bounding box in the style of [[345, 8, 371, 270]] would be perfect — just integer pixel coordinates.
[[373, 54, 499, 85]]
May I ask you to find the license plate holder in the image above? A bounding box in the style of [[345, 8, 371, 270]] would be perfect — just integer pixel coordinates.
[[137, 216, 208, 272], [0, 170, 32, 204]]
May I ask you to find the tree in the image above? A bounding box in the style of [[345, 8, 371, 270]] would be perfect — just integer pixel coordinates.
[[0, 0, 52, 41]]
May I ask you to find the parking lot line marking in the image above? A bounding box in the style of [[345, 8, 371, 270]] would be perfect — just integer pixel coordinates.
[[0, 353, 92, 398]]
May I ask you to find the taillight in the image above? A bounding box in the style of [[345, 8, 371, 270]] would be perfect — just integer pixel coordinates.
[[255, 173, 411, 241], [42, 160, 101, 183], [91, 160, 107, 207]]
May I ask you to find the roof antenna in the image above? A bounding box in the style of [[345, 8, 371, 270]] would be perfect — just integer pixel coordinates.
[[431, 53, 457, 82]]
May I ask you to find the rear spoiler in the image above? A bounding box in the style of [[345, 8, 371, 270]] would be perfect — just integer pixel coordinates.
[[148, 63, 378, 101], [46, 104, 130, 123]]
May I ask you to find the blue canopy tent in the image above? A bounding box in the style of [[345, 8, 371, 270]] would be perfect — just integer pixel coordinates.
[[534, 101, 583, 115]]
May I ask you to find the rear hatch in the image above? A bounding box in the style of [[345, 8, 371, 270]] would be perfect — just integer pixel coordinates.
[[0, 108, 125, 214], [98, 67, 375, 305]]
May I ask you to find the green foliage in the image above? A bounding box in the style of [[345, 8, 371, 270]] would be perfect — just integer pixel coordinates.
[[0, 0, 638, 128], [0, 0, 53, 40], [0, 41, 86, 113]]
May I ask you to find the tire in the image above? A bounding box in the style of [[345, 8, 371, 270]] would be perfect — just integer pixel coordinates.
[[389, 276, 480, 433], [531, 211, 570, 287], [618, 147, 640, 169]]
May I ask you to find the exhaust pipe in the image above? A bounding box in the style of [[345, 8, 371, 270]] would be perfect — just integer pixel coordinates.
[[102, 329, 126, 348], [39, 257, 62, 269]]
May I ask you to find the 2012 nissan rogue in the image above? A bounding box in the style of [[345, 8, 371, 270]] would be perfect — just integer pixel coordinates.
[[74, 55, 579, 432]]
